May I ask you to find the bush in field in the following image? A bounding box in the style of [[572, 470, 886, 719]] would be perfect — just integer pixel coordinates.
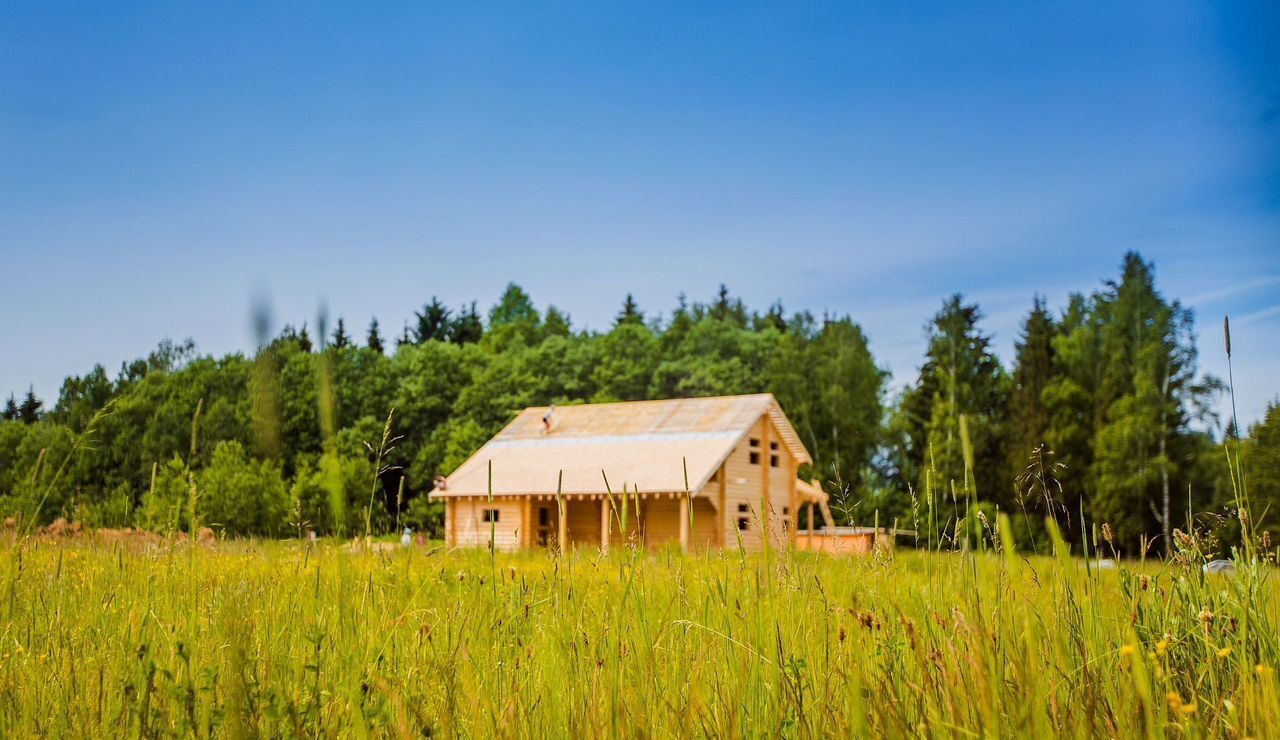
[[198, 441, 290, 536], [138, 457, 195, 533], [289, 452, 376, 536]]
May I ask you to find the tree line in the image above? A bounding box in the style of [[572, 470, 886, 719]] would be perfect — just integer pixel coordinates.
[[1, 252, 1275, 554]]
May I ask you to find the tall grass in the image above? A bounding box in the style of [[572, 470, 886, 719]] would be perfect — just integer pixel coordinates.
[[0, 529, 1276, 736], [1, 313, 1274, 736]]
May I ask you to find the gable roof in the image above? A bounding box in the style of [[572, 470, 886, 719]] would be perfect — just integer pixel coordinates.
[[432, 393, 810, 498]]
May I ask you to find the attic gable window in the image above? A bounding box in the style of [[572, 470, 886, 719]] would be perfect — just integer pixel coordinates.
[[749, 438, 761, 465]]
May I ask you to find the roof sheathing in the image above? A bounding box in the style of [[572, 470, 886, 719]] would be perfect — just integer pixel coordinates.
[[433, 394, 812, 498]]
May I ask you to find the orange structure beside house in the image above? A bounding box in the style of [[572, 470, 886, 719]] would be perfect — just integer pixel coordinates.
[[429, 394, 831, 552]]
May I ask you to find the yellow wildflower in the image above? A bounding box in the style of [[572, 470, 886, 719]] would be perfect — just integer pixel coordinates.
[[1180, 703, 1197, 716], [1119, 645, 1136, 657], [1218, 646, 1232, 658], [1156, 639, 1168, 656]]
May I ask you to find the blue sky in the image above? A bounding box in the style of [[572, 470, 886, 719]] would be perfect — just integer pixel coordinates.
[[2, 1, 1277, 426]]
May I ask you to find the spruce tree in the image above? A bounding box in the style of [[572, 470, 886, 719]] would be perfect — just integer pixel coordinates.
[[297, 323, 314, 353], [414, 298, 452, 343], [1, 393, 18, 421], [615, 294, 644, 326], [1041, 293, 1103, 529], [1007, 297, 1057, 500], [19, 385, 43, 424], [544, 306, 571, 337], [1089, 253, 1216, 552], [902, 295, 1009, 540], [448, 302, 484, 345], [366, 318, 385, 354], [331, 318, 351, 349]]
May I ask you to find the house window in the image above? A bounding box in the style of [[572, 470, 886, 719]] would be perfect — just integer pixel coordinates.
[[749, 451, 761, 465], [738, 503, 749, 513], [749, 438, 760, 447], [738, 517, 750, 531], [770, 441, 778, 450], [770, 455, 779, 468], [482, 509, 500, 523], [538, 507, 549, 526]]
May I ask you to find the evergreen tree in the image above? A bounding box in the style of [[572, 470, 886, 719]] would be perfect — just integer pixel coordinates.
[[448, 302, 484, 345], [900, 295, 1009, 541], [366, 318, 385, 354], [1090, 253, 1218, 551], [1041, 292, 1103, 530], [1007, 298, 1057, 497], [616, 294, 644, 326], [414, 298, 452, 344], [709, 284, 748, 327], [297, 323, 313, 353], [331, 318, 351, 350], [19, 385, 44, 424], [1, 393, 18, 421], [758, 301, 788, 333], [1243, 402, 1280, 539], [544, 306, 571, 337], [394, 321, 414, 348]]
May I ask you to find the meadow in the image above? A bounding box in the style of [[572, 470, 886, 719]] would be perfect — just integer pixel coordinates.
[[2, 524, 1276, 738]]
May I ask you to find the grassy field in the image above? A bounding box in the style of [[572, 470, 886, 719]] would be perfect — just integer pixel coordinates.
[[1, 527, 1276, 738]]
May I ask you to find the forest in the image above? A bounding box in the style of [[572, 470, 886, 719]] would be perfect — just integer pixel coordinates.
[[2, 252, 1276, 555]]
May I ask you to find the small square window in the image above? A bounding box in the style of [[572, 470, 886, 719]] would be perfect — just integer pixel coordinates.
[[482, 509, 500, 523], [749, 451, 761, 465], [770, 455, 779, 467], [749, 438, 760, 447], [737, 517, 749, 531], [738, 503, 749, 513], [782, 507, 789, 516], [769, 441, 778, 450]]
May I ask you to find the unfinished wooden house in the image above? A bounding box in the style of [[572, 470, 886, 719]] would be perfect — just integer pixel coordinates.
[[430, 394, 831, 552]]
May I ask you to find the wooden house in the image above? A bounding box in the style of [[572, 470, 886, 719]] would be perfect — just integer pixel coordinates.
[[429, 394, 832, 552]]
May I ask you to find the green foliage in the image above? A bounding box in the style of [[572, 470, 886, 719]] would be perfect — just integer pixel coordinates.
[[894, 295, 1008, 543], [289, 452, 376, 535], [197, 441, 290, 536], [0, 261, 1247, 550], [1239, 402, 1280, 537], [138, 457, 194, 533], [1087, 253, 1219, 551]]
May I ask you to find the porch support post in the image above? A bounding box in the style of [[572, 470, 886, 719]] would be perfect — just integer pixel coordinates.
[[678, 494, 690, 551], [521, 497, 532, 548], [600, 496, 610, 553], [558, 500, 568, 553]]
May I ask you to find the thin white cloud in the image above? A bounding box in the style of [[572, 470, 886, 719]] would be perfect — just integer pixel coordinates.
[[1185, 274, 1280, 307], [1235, 303, 1280, 326]]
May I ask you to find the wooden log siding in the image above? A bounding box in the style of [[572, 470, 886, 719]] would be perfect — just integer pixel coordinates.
[[566, 498, 602, 548], [451, 498, 523, 551]]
